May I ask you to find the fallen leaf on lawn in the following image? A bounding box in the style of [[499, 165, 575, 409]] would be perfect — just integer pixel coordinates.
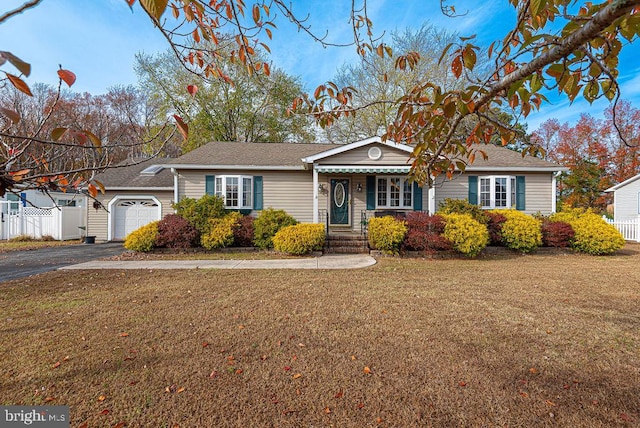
[[113, 423, 126, 428], [563, 384, 571, 390], [351, 355, 357, 360], [238, 324, 245, 329], [592, 400, 599, 405], [129, 380, 139, 386], [101, 409, 110, 415], [98, 395, 106, 402], [519, 379, 528, 385], [44, 397, 55, 402], [283, 366, 291, 371], [545, 400, 556, 406], [292, 373, 302, 379], [546, 329, 553, 334], [376, 417, 383, 423], [78, 423, 88, 428], [261, 355, 267, 360], [202, 342, 209, 348], [52, 362, 61, 369], [63, 356, 70, 361], [292, 354, 298, 361], [519, 392, 529, 398], [620, 413, 633, 422], [458, 381, 467, 387], [209, 370, 218, 379], [235, 369, 243, 374], [324, 407, 331, 414], [529, 367, 538, 374], [363, 366, 372, 374], [177, 387, 185, 393], [357, 403, 365, 409], [298, 343, 305, 347], [120, 333, 129, 337], [334, 390, 343, 399]]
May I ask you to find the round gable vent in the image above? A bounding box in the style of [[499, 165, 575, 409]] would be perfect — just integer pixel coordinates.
[[368, 146, 382, 160]]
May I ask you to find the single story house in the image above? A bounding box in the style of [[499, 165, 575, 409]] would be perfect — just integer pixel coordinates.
[[605, 173, 640, 221], [87, 137, 566, 241]]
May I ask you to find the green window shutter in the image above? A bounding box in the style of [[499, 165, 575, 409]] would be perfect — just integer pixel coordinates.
[[516, 175, 526, 210], [468, 175, 478, 205], [366, 175, 376, 210], [413, 182, 423, 211], [205, 175, 215, 195], [253, 176, 263, 210]]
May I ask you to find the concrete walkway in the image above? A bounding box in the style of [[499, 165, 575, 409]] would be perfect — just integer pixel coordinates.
[[60, 254, 376, 271]]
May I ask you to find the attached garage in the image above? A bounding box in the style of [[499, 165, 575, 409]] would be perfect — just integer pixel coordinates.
[[112, 198, 161, 240]]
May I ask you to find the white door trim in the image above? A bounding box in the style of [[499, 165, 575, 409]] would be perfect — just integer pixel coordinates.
[[107, 195, 162, 241]]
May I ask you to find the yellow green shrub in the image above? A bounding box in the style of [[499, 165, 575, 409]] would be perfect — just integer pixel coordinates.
[[493, 209, 542, 253], [368, 216, 407, 255], [550, 209, 624, 255], [200, 212, 242, 250], [272, 223, 325, 255], [123, 221, 159, 252], [441, 213, 489, 257]]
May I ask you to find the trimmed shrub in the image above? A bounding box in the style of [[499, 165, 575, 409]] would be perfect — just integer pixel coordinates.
[[200, 212, 242, 250], [368, 216, 407, 255], [551, 209, 624, 255], [124, 221, 159, 252], [486, 211, 507, 246], [541, 220, 575, 248], [495, 209, 542, 253], [155, 214, 199, 248], [439, 198, 489, 225], [272, 223, 325, 255], [173, 195, 226, 233], [232, 215, 255, 247], [253, 208, 298, 250], [441, 213, 489, 257], [403, 212, 451, 252]]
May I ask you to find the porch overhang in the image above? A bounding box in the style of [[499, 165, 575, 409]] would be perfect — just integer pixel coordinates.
[[315, 165, 411, 174]]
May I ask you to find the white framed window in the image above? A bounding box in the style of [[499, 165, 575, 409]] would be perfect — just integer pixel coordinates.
[[479, 176, 517, 209], [215, 176, 253, 209], [376, 176, 412, 209]]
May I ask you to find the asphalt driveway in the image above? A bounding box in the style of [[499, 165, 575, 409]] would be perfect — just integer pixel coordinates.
[[0, 242, 125, 282]]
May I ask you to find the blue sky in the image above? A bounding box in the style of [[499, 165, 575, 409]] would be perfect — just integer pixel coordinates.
[[1, 0, 639, 133]]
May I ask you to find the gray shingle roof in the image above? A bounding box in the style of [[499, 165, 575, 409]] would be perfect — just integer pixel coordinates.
[[166, 141, 336, 167], [464, 144, 563, 170], [93, 157, 174, 188]]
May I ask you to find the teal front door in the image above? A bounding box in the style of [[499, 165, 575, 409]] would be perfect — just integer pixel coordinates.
[[330, 178, 350, 225]]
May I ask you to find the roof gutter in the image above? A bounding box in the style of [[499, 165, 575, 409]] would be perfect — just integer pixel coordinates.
[[163, 165, 306, 171]]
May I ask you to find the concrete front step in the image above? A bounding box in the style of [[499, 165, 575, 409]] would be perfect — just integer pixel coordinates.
[[325, 234, 369, 254]]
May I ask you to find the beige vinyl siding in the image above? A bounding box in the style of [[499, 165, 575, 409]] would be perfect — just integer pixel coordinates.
[[614, 179, 640, 220], [177, 169, 315, 222], [434, 172, 555, 215], [87, 190, 173, 242], [320, 143, 410, 165]]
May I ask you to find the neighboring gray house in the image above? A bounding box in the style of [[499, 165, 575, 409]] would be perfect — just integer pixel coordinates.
[[605, 173, 640, 221], [87, 137, 566, 241]]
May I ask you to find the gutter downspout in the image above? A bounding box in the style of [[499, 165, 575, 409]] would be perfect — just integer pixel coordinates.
[[552, 171, 560, 213], [312, 164, 319, 223], [171, 168, 179, 209]]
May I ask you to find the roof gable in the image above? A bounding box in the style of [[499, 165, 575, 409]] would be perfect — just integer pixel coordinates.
[[605, 173, 640, 192]]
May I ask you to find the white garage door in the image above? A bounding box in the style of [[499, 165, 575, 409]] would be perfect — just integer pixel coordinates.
[[114, 199, 160, 240]]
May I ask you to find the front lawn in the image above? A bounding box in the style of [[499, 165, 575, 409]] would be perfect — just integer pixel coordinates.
[[0, 239, 82, 253], [1, 247, 638, 426]]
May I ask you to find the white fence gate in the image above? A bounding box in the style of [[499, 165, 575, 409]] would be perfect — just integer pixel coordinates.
[[0, 201, 86, 240], [605, 217, 640, 242]]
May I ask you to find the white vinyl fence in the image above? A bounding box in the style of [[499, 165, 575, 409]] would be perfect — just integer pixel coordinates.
[[0, 201, 86, 240], [604, 217, 640, 242]]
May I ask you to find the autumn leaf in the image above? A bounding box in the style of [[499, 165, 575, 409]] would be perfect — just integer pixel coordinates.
[[6, 73, 32, 96], [98, 395, 106, 402], [0, 51, 31, 76], [334, 390, 344, 399], [187, 84, 198, 96], [141, 0, 168, 20], [292, 373, 302, 379], [0, 107, 20, 124], [363, 366, 372, 374], [202, 341, 209, 348], [529, 367, 538, 374], [458, 381, 467, 387], [52, 361, 61, 369], [44, 397, 55, 402], [324, 407, 331, 414], [120, 332, 129, 337], [451, 56, 462, 79], [173, 114, 188, 140], [177, 387, 185, 393], [113, 423, 126, 428], [101, 409, 110, 415], [57, 69, 76, 87]]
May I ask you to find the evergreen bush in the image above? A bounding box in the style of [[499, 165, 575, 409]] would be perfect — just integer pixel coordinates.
[[272, 223, 325, 255]]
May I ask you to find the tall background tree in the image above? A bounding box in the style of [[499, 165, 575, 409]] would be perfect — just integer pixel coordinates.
[[532, 100, 640, 211], [135, 46, 314, 151]]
